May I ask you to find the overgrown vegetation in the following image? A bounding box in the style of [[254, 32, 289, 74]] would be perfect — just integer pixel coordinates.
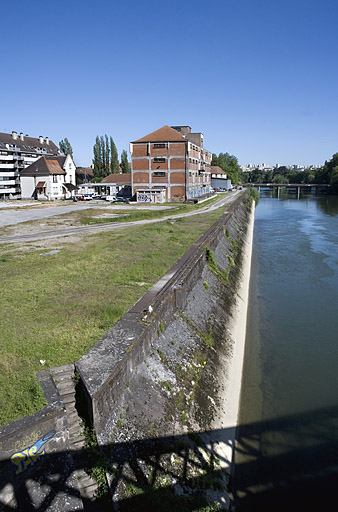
[[0, 208, 224, 425], [248, 186, 259, 205], [205, 247, 232, 285]]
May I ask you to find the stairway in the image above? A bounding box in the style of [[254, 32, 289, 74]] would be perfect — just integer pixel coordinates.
[[50, 364, 100, 508]]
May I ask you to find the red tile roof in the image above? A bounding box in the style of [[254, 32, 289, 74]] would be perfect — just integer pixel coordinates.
[[20, 156, 66, 177], [132, 125, 187, 143], [101, 173, 131, 184], [210, 165, 226, 174]]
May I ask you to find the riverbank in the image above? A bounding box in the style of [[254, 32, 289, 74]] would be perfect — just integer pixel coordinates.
[[208, 200, 255, 482], [75, 192, 255, 509]]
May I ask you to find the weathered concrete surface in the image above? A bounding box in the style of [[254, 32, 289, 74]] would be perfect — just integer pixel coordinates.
[[76, 191, 255, 510], [0, 370, 83, 511]]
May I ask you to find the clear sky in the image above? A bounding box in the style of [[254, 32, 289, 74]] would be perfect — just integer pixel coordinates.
[[2, 0, 338, 167]]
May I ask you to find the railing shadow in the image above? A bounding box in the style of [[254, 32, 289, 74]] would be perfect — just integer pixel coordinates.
[[1, 404, 338, 511]]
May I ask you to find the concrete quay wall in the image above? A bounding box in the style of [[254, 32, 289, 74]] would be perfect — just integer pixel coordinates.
[[76, 191, 253, 441]]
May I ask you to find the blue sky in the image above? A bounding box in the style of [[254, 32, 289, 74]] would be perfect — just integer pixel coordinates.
[[2, 0, 338, 167]]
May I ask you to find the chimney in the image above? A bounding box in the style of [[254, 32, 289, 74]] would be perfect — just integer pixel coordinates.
[[45, 137, 49, 145], [39, 135, 44, 144], [20, 133, 24, 141], [12, 131, 18, 140]]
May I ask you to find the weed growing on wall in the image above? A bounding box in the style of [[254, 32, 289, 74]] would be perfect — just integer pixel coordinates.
[[205, 247, 233, 286]]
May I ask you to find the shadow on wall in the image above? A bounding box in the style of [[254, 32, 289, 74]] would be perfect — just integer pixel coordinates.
[[1, 404, 338, 511]]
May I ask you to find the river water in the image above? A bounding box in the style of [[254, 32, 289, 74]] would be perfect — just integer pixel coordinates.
[[233, 190, 338, 511]]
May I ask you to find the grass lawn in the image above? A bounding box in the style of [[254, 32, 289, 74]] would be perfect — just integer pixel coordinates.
[[0, 207, 225, 426]]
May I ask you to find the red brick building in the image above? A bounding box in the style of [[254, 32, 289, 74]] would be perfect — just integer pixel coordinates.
[[130, 125, 212, 202]]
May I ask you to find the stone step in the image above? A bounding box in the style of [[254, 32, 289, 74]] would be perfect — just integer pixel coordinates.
[[80, 483, 98, 500], [50, 364, 105, 507], [50, 363, 75, 375], [57, 380, 76, 394], [76, 470, 97, 488], [71, 438, 86, 451], [61, 391, 76, 404], [68, 423, 84, 439], [54, 374, 76, 386], [67, 411, 81, 427], [70, 431, 86, 446]]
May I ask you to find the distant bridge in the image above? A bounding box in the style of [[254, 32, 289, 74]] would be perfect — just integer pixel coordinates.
[[246, 183, 330, 198]]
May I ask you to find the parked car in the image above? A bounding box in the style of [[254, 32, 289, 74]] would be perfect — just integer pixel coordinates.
[[114, 197, 130, 204], [106, 195, 116, 201], [77, 195, 84, 201], [84, 194, 92, 200]]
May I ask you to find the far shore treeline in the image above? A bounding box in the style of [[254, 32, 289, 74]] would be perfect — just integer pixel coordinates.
[[213, 151, 338, 194], [244, 153, 338, 195]]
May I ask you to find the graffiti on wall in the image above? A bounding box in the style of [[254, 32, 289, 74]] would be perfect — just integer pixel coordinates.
[[137, 193, 152, 202], [10, 430, 56, 476]]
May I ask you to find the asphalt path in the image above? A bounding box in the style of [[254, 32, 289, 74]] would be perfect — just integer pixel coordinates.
[[0, 192, 240, 244], [0, 202, 173, 228]]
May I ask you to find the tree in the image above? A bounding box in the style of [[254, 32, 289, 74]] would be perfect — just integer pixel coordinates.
[[121, 150, 130, 173], [100, 136, 106, 175], [110, 137, 119, 174], [211, 152, 242, 184], [105, 135, 110, 175], [246, 168, 264, 183], [59, 137, 73, 160], [93, 134, 120, 178], [93, 136, 102, 179], [314, 153, 338, 194], [272, 174, 288, 184]]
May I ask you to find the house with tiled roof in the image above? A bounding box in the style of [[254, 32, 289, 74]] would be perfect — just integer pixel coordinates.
[[210, 165, 232, 191], [20, 154, 77, 200], [130, 125, 212, 202], [0, 130, 65, 199]]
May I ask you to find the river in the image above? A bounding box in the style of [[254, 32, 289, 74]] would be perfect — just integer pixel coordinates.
[[233, 189, 338, 511]]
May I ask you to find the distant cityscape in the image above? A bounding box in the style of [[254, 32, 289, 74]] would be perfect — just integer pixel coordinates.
[[241, 163, 322, 172]]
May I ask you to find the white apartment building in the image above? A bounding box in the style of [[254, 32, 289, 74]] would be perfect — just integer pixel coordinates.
[[0, 131, 66, 199]]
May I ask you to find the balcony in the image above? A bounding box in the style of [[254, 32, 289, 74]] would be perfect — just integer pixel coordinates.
[[0, 171, 18, 178], [0, 163, 16, 169], [0, 176, 20, 183], [0, 187, 18, 194]]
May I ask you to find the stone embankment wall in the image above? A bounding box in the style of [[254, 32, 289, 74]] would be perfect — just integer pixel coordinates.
[[76, 192, 251, 434], [76, 191, 254, 509]]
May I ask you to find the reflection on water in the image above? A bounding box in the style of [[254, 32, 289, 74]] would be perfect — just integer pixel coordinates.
[[233, 190, 338, 511]]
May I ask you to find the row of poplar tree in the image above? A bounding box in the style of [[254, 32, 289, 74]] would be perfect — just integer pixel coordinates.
[[93, 135, 130, 180]]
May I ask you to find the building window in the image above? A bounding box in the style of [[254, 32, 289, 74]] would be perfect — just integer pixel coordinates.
[[154, 157, 165, 163], [154, 143, 166, 149], [53, 175, 58, 183], [154, 172, 165, 177]]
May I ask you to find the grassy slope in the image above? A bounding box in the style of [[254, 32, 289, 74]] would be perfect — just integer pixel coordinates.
[[0, 208, 224, 425]]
